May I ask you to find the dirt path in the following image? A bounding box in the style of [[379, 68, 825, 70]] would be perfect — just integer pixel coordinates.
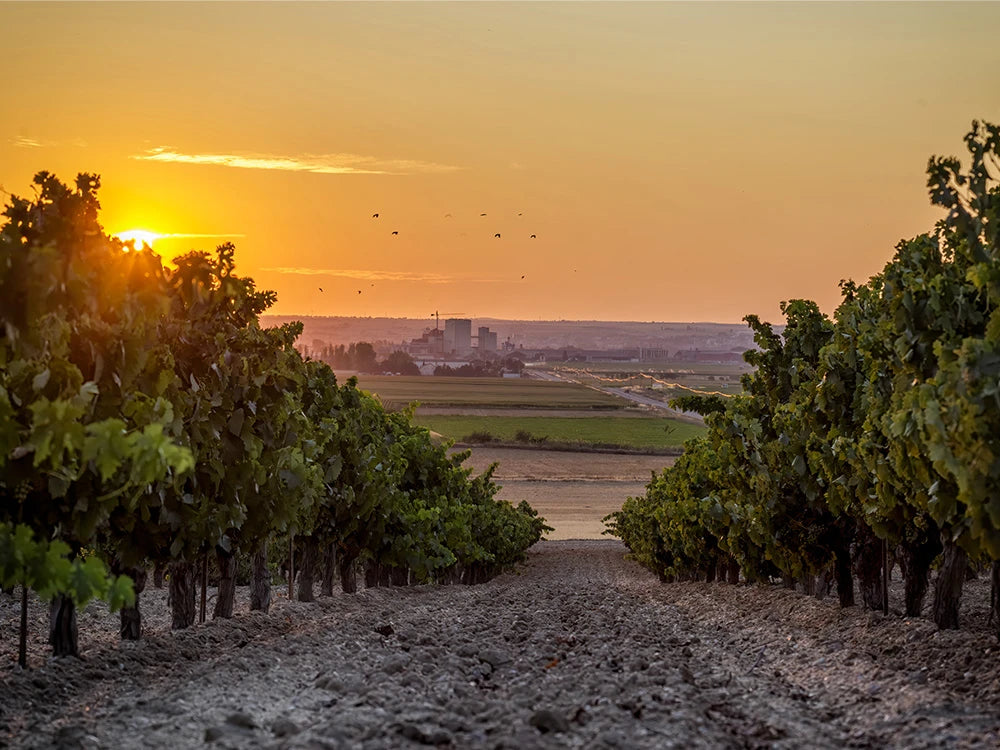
[[3, 541, 1000, 748]]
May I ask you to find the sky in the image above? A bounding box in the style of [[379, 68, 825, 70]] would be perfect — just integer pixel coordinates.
[[1, 2, 998, 324]]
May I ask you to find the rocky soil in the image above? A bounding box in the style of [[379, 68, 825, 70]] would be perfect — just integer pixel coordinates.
[[3, 540, 1000, 749]]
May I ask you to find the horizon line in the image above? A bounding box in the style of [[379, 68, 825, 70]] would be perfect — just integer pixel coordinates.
[[260, 313, 759, 327]]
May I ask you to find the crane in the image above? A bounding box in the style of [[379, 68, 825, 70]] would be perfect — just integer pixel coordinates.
[[431, 311, 465, 330]]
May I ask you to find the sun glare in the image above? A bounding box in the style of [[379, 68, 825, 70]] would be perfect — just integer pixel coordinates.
[[114, 229, 163, 250]]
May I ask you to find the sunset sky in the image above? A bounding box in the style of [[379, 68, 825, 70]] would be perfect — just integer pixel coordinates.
[[1, 2, 998, 324]]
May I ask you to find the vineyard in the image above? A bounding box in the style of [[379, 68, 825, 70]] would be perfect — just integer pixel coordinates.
[[0, 172, 548, 669], [5, 123, 1000, 746], [607, 121, 1000, 634]]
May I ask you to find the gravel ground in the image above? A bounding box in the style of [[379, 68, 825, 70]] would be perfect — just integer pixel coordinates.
[[2, 540, 1000, 749]]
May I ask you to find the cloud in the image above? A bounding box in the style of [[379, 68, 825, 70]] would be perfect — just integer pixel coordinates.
[[114, 230, 246, 247], [160, 232, 246, 239], [11, 136, 88, 149], [132, 148, 461, 176], [263, 266, 501, 284]]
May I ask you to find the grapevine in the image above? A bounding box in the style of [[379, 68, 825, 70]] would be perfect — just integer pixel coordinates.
[[607, 121, 1000, 631]]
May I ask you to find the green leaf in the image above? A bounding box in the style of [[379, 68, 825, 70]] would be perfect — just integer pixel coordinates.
[[32, 368, 51, 392], [227, 408, 245, 437]]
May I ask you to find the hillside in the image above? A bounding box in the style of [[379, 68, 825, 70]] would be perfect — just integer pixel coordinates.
[[260, 316, 758, 356]]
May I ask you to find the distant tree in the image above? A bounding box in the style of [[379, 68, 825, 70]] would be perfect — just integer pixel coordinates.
[[331, 344, 348, 368], [379, 350, 420, 375], [434, 360, 502, 377], [354, 342, 378, 373], [503, 356, 525, 374]]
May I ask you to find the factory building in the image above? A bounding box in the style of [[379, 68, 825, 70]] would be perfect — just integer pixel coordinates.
[[477, 326, 498, 353], [444, 318, 472, 356]]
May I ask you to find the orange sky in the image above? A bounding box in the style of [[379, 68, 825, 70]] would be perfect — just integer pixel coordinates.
[[1, 2, 998, 324]]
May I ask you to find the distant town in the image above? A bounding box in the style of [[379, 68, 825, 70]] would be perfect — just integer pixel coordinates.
[[262, 315, 760, 374]]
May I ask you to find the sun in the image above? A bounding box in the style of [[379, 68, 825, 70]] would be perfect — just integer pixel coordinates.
[[114, 229, 163, 250]]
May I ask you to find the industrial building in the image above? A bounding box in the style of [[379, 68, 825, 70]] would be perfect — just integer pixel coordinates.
[[477, 326, 498, 353], [443, 318, 472, 356], [406, 319, 500, 361], [407, 327, 445, 357]]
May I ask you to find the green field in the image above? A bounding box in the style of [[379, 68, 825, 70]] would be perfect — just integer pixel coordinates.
[[354, 375, 625, 410], [414, 415, 705, 451]]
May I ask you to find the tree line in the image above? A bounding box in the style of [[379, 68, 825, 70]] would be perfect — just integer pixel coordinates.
[[311, 341, 382, 372], [606, 121, 1000, 633], [311, 342, 526, 378], [0, 172, 548, 668]]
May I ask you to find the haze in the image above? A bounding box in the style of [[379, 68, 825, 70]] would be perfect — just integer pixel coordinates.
[[1, 2, 997, 323]]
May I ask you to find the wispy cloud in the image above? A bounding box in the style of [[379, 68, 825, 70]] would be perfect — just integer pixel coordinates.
[[263, 266, 501, 284], [160, 232, 246, 239], [132, 147, 461, 176], [114, 229, 245, 245], [13, 136, 44, 148]]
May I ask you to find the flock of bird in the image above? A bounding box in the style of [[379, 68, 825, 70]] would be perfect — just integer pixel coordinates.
[[371, 211, 536, 241], [318, 210, 536, 295]]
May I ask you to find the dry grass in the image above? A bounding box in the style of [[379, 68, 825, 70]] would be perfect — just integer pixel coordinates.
[[458, 446, 674, 540]]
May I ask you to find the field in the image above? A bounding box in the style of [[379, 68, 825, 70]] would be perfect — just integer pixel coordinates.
[[350, 374, 693, 539], [544, 360, 749, 376], [458, 447, 671, 539], [537, 360, 748, 397], [417, 414, 703, 451], [353, 375, 624, 410], [354, 373, 691, 540]]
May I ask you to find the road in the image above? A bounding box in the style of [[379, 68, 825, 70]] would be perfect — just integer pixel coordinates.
[[525, 368, 704, 423], [596, 386, 704, 423]]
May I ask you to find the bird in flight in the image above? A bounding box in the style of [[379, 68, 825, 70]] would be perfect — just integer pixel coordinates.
[[530, 234, 536, 239], [391, 231, 398, 235], [521, 275, 525, 279], [372, 213, 379, 218], [518, 212, 523, 216], [444, 213, 452, 218], [357, 290, 362, 294], [494, 233, 501, 238], [480, 213, 487, 217], [319, 287, 324, 292]]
